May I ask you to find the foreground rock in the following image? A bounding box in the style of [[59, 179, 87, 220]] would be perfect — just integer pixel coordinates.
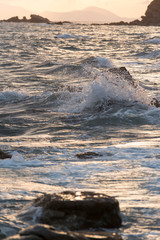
[[33, 191, 122, 230], [6, 224, 122, 240], [0, 148, 11, 159], [6, 191, 122, 240]]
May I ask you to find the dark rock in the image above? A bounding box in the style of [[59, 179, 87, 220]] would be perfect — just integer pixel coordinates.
[[76, 152, 103, 159], [22, 16, 28, 22], [3, 15, 51, 24], [108, 67, 136, 86], [107, 67, 160, 108], [109, 0, 160, 26], [6, 16, 20, 22], [129, 19, 141, 25], [29, 15, 50, 24], [141, 0, 160, 26], [0, 229, 6, 239], [150, 98, 160, 108], [33, 191, 122, 230], [5, 224, 123, 240], [108, 21, 129, 26], [0, 148, 12, 159]]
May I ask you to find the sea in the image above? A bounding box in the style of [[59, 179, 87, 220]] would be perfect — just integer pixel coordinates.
[[0, 22, 159, 240]]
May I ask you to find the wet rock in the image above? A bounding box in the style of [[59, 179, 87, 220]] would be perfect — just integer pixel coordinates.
[[150, 98, 160, 108], [5, 224, 123, 240], [0, 229, 6, 239], [108, 67, 137, 87], [33, 191, 122, 230], [0, 148, 12, 159], [76, 152, 103, 159], [108, 67, 160, 108]]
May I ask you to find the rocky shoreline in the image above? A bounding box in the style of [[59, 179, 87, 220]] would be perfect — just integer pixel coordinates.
[[0, 14, 71, 25], [108, 0, 160, 26], [0, 0, 160, 26], [5, 191, 123, 240], [0, 0, 159, 26], [5, 224, 123, 240]]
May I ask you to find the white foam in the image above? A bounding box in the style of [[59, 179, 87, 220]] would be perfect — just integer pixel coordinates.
[[0, 90, 28, 103], [96, 57, 113, 68], [0, 151, 26, 168], [56, 33, 89, 39], [58, 67, 150, 113], [0, 152, 46, 169], [17, 205, 43, 224]]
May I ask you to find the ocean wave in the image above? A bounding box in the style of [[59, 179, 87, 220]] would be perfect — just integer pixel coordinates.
[[144, 38, 160, 44], [79, 56, 114, 68], [57, 66, 150, 115], [135, 50, 160, 59], [0, 151, 50, 169], [0, 90, 28, 103], [55, 33, 90, 39], [45, 56, 113, 76]]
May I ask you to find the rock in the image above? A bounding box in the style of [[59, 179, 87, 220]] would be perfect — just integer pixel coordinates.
[[4, 15, 50, 24], [76, 152, 103, 159], [141, 0, 160, 26], [108, 67, 136, 87], [33, 191, 122, 230], [108, 67, 160, 108], [29, 15, 50, 24], [0, 148, 12, 159], [109, 0, 160, 26], [5, 224, 123, 240], [6, 16, 20, 22], [150, 98, 160, 108]]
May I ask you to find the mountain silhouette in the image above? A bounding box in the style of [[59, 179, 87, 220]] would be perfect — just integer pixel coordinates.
[[0, 3, 31, 19], [41, 6, 133, 23]]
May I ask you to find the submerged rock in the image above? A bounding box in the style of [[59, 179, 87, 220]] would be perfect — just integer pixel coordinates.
[[150, 98, 160, 108], [5, 224, 123, 240], [33, 191, 122, 230], [0, 148, 11, 159], [76, 152, 103, 159]]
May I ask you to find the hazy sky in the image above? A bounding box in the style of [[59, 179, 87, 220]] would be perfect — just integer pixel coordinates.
[[0, 0, 152, 18]]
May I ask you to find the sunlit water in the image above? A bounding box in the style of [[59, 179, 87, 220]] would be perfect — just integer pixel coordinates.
[[0, 23, 160, 240]]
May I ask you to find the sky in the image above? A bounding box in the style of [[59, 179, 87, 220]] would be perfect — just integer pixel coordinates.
[[0, 0, 152, 18]]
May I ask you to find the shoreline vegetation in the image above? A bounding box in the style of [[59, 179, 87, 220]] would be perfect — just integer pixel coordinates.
[[0, 0, 160, 26]]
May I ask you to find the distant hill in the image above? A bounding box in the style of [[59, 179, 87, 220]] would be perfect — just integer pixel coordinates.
[[0, 3, 31, 20], [41, 6, 133, 23]]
